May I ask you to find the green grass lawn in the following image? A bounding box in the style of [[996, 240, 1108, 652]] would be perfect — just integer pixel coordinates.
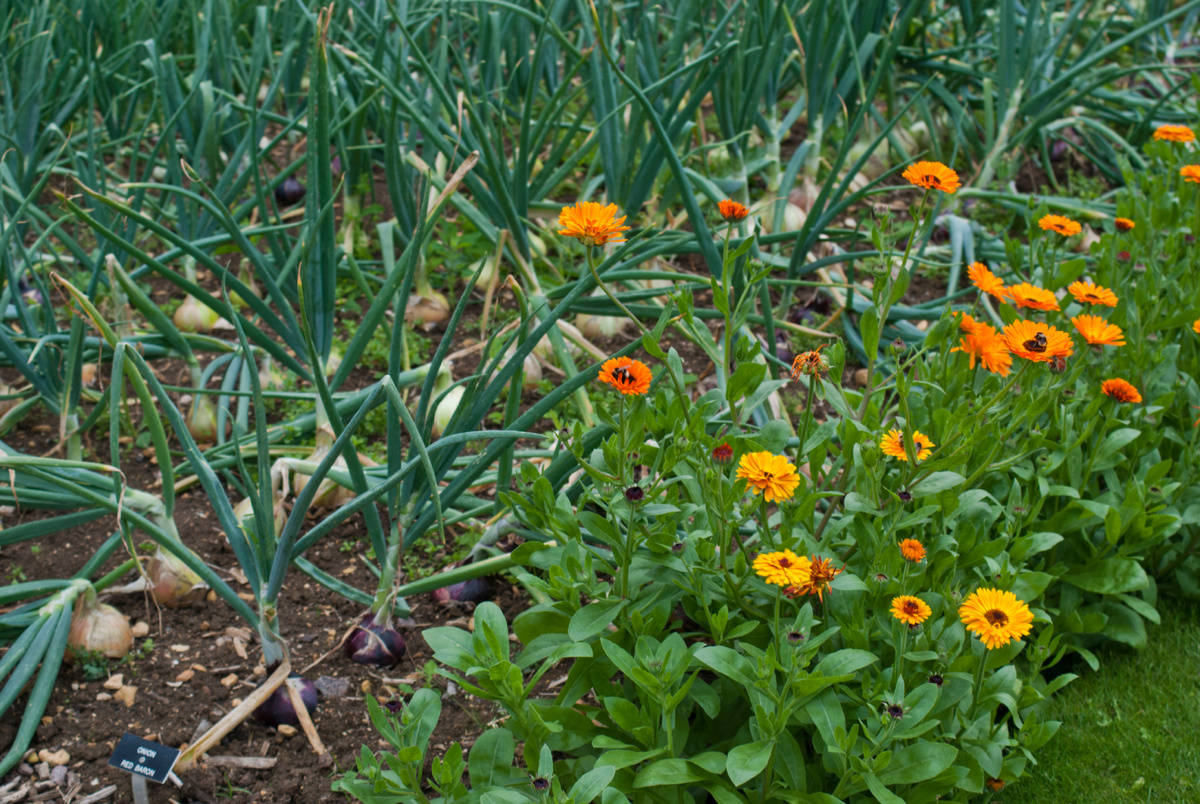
[[1004, 597, 1200, 804]]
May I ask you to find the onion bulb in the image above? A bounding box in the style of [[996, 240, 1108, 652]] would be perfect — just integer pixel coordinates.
[[405, 292, 450, 328], [343, 612, 406, 667], [292, 440, 378, 511], [430, 576, 494, 607], [173, 295, 221, 333], [145, 547, 207, 607], [576, 312, 629, 341], [274, 177, 306, 207], [432, 385, 465, 438], [186, 395, 221, 443], [504, 346, 542, 390], [67, 595, 133, 662], [253, 673, 318, 726]]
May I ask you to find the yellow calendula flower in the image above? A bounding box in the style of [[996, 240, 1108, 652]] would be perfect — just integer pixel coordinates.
[[880, 429, 934, 462], [736, 451, 801, 503], [753, 550, 811, 587], [959, 588, 1034, 649], [891, 595, 932, 626]]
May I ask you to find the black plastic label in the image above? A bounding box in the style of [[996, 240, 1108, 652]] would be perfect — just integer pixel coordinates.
[[107, 733, 180, 784]]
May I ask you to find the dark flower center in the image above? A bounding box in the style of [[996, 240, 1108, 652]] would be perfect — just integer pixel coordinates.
[[778, 558, 792, 568], [984, 609, 1009, 627], [1085, 293, 1099, 301], [928, 674, 944, 686], [887, 704, 904, 719], [903, 601, 920, 615], [924, 175, 938, 185], [787, 631, 803, 643], [533, 778, 550, 791]]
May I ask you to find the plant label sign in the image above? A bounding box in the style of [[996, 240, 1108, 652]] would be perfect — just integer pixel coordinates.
[[107, 733, 180, 783]]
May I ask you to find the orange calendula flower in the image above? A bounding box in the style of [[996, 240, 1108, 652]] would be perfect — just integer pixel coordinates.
[[1001, 320, 1074, 363], [959, 588, 1034, 650], [967, 262, 1008, 301], [717, 199, 749, 221], [902, 161, 961, 193], [1153, 124, 1195, 143], [558, 201, 631, 246], [1038, 214, 1082, 236], [736, 451, 801, 503], [788, 556, 842, 603], [790, 345, 831, 380], [1101, 378, 1142, 403], [957, 313, 991, 336], [1193, 319, 1200, 334], [986, 779, 1006, 792], [1072, 314, 1126, 347], [1005, 283, 1060, 311], [899, 539, 926, 562], [890, 595, 932, 626], [753, 550, 811, 587], [597, 357, 652, 395], [1181, 165, 1200, 184], [880, 429, 934, 462], [1066, 280, 1118, 307], [1114, 217, 1135, 232], [951, 332, 1012, 376]]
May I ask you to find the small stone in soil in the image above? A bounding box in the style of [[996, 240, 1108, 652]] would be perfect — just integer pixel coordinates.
[[38, 749, 70, 766], [17, 763, 32, 776], [315, 676, 352, 699], [114, 685, 137, 707], [221, 674, 239, 688], [50, 766, 68, 785], [131, 622, 150, 638], [277, 725, 297, 737], [103, 674, 124, 691], [35, 762, 49, 779], [95, 693, 112, 702]]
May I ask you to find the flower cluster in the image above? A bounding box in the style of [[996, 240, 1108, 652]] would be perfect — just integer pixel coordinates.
[[754, 550, 843, 603], [948, 226, 1142, 401]]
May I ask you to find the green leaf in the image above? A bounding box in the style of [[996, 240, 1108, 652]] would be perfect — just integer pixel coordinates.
[[633, 758, 708, 787], [875, 741, 957, 785], [694, 645, 759, 688], [910, 472, 965, 496], [569, 599, 628, 642], [815, 649, 879, 677], [727, 362, 767, 405], [726, 740, 772, 786], [864, 773, 906, 804], [569, 766, 616, 804], [859, 304, 881, 359], [467, 728, 516, 789], [1063, 558, 1149, 595]]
